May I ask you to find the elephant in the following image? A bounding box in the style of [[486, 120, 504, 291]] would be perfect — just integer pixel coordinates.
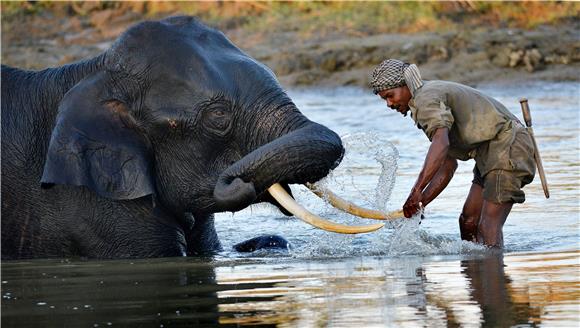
[[0, 16, 377, 260]]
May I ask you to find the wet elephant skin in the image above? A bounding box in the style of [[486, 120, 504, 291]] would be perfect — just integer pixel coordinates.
[[1, 16, 343, 259], [233, 235, 290, 253]]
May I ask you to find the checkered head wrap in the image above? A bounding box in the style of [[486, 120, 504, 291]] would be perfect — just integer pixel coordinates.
[[370, 59, 424, 95]]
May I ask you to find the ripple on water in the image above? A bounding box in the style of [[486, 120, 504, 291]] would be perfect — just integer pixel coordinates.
[[3, 83, 579, 328], [217, 83, 579, 258], [297, 132, 487, 258]]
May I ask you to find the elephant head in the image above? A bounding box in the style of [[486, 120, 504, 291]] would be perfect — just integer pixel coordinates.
[[40, 16, 386, 233]]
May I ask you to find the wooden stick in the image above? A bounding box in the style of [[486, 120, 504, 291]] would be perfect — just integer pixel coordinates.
[[520, 98, 550, 198]]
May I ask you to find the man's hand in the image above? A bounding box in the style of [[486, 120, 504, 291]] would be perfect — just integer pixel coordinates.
[[403, 188, 422, 218]]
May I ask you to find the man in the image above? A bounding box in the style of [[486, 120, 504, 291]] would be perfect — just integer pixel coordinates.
[[370, 59, 535, 248]]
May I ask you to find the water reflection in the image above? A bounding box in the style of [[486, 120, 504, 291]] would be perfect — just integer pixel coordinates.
[[2, 83, 578, 327], [1, 250, 578, 327], [1, 258, 224, 327], [214, 250, 579, 327], [426, 254, 540, 327], [465, 255, 532, 327]]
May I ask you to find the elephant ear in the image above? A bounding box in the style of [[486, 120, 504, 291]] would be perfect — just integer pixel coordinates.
[[41, 72, 155, 200]]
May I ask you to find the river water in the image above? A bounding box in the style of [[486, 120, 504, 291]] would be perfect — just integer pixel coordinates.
[[2, 82, 579, 327]]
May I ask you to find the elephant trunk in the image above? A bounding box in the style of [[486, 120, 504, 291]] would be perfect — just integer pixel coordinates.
[[213, 122, 344, 212]]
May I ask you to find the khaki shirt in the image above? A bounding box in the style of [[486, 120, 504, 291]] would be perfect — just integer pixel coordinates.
[[409, 80, 523, 176]]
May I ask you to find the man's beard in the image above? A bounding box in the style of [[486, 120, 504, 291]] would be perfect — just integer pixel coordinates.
[[391, 105, 407, 117]]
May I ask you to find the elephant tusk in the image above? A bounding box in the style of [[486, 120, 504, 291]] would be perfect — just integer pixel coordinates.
[[268, 183, 384, 234], [305, 182, 405, 220]]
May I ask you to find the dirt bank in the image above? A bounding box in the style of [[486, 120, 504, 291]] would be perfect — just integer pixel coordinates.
[[2, 7, 579, 89], [251, 25, 579, 87]]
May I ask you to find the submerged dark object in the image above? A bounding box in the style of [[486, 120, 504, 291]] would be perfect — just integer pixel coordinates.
[[234, 235, 290, 252]]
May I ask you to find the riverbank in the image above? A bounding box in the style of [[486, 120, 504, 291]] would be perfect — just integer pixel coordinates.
[[2, 2, 579, 88]]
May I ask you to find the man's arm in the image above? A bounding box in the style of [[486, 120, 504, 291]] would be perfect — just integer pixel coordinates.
[[420, 156, 457, 207], [403, 127, 450, 218]]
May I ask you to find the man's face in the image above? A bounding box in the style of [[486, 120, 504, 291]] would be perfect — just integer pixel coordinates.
[[377, 86, 412, 117]]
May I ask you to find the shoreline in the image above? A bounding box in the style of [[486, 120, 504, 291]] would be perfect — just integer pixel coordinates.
[[2, 9, 578, 89]]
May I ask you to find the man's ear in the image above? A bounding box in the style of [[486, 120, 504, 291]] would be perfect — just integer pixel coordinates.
[[41, 72, 155, 200]]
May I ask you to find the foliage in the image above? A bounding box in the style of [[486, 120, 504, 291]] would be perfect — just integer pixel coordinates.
[[2, 1, 578, 33], [1, 1, 53, 18]]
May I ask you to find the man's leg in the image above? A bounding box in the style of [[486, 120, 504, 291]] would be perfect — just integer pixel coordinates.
[[459, 183, 484, 242], [473, 126, 535, 248], [477, 201, 513, 248]]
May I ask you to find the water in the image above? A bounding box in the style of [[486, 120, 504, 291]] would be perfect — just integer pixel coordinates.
[[2, 251, 578, 327], [218, 82, 580, 256], [2, 82, 579, 327]]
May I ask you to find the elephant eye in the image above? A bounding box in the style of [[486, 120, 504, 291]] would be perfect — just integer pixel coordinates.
[[213, 110, 225, 118], [203, 107, 232, 136]]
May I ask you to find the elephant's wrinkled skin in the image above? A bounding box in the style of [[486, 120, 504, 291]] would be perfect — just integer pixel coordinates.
[[1, 16, 344, 259]]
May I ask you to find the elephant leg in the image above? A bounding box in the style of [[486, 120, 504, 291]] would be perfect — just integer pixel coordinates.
[[184, 213, 222, 256]]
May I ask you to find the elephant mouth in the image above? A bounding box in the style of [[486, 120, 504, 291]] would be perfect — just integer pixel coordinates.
[[266, 183, 405, 234]]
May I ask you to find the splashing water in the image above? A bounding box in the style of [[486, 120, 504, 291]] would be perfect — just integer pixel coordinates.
[[286, 132, 487, 258], [216, 130, 489, 259], [319, 131, 399, 212]]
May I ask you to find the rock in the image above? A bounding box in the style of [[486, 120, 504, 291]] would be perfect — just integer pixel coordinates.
[[523, 48, 544, 72], [509, 49, 525, 67], [431, 46, 449, 61], [320, 50, 338, 72], [491, 47, 512, 67]]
